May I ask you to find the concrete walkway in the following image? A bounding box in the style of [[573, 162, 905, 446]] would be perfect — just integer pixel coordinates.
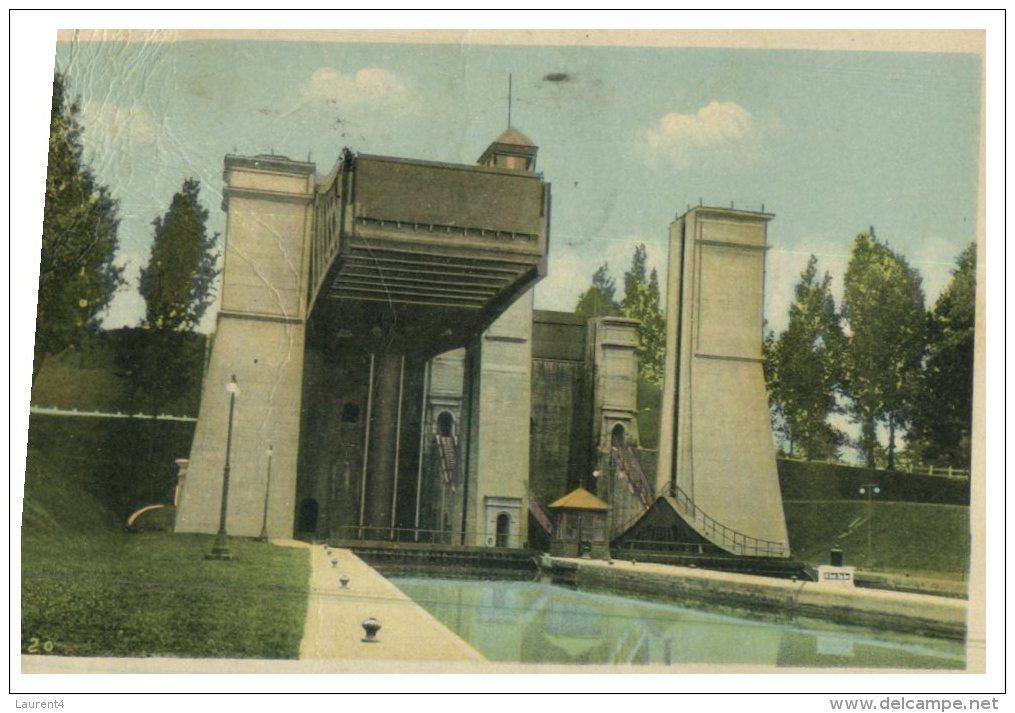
[[294, 542, 485, 663]]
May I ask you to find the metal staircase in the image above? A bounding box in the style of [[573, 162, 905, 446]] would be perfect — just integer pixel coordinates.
[[612, 431, 655, 509], [435, 434, 459, 489]]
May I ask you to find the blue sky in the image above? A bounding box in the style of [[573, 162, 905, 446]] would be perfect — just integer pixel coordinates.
[[49, 35, 981, 334]]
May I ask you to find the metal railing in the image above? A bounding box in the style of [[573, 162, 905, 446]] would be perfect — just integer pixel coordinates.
[[902, 464, 970, 479], [435, 434, 459, 488], [612, 435, 655, 509], [666, 486, 789, 558], [29, 405, 196, 422], [307, 169, 345, 311], [527, 491, 553, 534], [333, 525, 510, 547], [779, 456, 970, 480], [615, 539, 717, 555]]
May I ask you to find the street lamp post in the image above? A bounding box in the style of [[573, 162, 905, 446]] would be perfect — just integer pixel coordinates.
[[859, 483, 881, 567], [208, 374, 239, 560], [592, 468, 603, 528], [257, 444, 274, 543]]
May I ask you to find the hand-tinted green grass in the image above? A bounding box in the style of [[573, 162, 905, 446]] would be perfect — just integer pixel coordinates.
[[22, 533, 309, 658], [783, 500, 969, 576]]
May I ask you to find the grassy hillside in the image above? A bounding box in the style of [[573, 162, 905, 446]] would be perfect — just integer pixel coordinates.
[[23, 415, 195, 526], [21, 444, 121, 536], [21, 414, 311, 659], [784, 500, 969, 577], [778, 459, 969, 506]]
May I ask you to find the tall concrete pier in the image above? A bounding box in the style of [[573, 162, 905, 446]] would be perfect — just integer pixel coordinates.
[[175, 155, 315, 538], [655, 207, 790, 557]]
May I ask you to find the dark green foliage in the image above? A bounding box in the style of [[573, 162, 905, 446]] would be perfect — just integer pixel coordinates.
[[906, 244, 976, 467], [31, 329, 205, 416], [574, 263, 622, 318], [763, 256, 846, 460], [621, 245, 666, 385], [139, 178, 220, 331], [113, 327, 207, 420], [765, 235, 973, 470], [34, 72, 124, 384], [841, 232, 927, 468], [636, 376, 663, 450], [132, 179, 219, 421], [21, 533, 309, 658]]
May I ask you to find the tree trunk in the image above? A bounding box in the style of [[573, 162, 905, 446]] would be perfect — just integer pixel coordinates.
[[862, 417, 877, 468]]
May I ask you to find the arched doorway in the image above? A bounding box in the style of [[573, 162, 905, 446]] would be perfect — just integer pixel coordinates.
[[437, 411, 454, 437], [297, 498, 319, 534], [495, 512, 511, 547], [611, 423, 626, 447]]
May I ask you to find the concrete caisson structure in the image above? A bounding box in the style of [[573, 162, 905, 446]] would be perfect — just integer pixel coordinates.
[[653, 206, 790, 557], [177, 130, 550, 542], [176, 132, 790, 560]]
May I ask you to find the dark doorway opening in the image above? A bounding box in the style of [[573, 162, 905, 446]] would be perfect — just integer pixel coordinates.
[[437, 411, 454, 437], [496, 512, 511, 547], [611, 423, 626, 445]]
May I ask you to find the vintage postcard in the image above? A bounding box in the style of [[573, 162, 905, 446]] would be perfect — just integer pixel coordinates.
[[9, 14, 1000, 702]]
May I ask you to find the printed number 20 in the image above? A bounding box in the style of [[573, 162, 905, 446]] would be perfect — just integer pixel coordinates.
[[27, 638, 54, 653]]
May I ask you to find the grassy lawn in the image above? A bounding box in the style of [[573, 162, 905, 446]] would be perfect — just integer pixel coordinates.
[[783, 500, 970, 577], [21, 413, 311, 660], [21, 532, 310, 658]]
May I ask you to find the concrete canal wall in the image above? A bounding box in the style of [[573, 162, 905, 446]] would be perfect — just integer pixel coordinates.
[[543, 556, 966, 641]]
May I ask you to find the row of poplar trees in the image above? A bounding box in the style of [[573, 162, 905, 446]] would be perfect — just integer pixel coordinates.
[[764, 234, 976, 470], [35, 71, 219, 419], [571, 235, 975, 472]]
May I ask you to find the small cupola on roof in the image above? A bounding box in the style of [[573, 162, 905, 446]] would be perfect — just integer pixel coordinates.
[[478, 127, 538, 172]]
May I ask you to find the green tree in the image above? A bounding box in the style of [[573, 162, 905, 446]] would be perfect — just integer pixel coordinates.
[[763, 256, 845, 460], [140, 178, 219, 332], [575, 263, 622, 318], [132, 178, 220, 419], [621, 244, 666, 385], [841, 231, 926, 469], [33, 71, 124, 384], [907, 243, 976, 466]]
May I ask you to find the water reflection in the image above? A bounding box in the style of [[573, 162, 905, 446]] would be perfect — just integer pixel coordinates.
[[391, 577, 964, 669]]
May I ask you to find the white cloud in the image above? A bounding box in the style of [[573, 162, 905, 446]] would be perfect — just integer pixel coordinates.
[[300, 67, 419, 112], [643, 101, 759, 164], [81, 101, 159, 145]]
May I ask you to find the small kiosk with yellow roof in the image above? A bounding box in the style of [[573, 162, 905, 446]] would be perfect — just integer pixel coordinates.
[[548, 487, 610, 559]]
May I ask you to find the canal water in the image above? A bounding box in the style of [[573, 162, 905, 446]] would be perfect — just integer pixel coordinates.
[[390, 576, 965, 669]]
